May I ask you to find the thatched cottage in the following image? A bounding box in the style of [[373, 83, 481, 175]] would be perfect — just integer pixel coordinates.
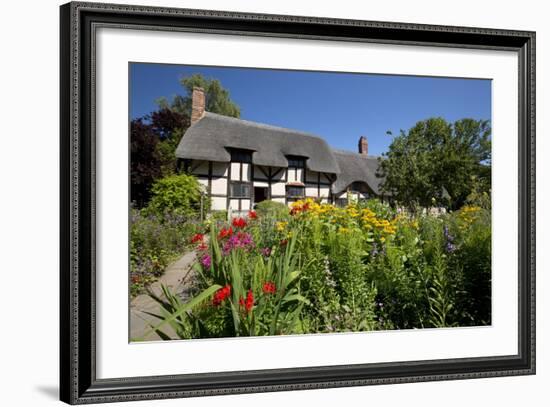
[[176, 87, 384, 214]]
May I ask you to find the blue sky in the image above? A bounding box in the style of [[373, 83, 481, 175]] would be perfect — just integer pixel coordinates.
[[130, 63, 491, 156]]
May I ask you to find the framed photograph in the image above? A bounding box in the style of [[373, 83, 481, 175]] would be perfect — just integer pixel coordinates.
[[60, 1, 535, 404]]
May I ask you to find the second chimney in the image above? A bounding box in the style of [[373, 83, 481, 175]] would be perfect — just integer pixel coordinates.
[[358, 136, 369, 156], [191, 86, 206, 125]]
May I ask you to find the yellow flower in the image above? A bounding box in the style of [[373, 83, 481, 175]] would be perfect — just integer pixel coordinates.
[[276, 221, 288, 232]]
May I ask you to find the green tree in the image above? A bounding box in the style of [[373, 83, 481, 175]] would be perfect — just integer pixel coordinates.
[[130, 118, 163, 207], [378, 117, 491, 210], [131, 74, 240, 208], [157, 74, 240, 118]]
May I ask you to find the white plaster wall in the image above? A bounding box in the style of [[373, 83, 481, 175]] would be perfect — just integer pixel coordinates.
[[319, 186, 330, 198], [253, 180, 269, 188], [287, 168, 296, 182], [305, 186, 318, 197], [211, 177, 227, 194], [197, 177, 209, 188], [230, 162, 241, 180], [271, 181, 286, 196], [296, 168, 304, 182], [211, 197, 226, 210], [242, 163, 251, 181]]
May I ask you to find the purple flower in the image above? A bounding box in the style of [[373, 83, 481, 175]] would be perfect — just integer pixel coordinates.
[[371, 243, 379, 257], [443, 225, 456, 253], [443, 225, 454, 242], [201, 254, 211, 268], [261, 247, 272, 257], [222, 232, 255, 255]]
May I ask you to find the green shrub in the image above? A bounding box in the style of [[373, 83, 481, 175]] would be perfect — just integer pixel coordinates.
[[145, 173, 207, 218], [254, 200, 290, 220], [130, 208, 202, 296]]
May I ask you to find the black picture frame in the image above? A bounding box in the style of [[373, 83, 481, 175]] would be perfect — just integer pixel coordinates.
[[60, 2, 536, 404]]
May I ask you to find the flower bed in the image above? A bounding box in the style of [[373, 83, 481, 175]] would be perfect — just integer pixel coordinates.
[[145, 199, 491, 339], [130, 209, 202, 296]]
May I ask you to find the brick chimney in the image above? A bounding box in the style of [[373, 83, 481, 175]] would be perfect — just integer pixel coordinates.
[[190, 86, 206, 125], [358, 136, 369, 156]]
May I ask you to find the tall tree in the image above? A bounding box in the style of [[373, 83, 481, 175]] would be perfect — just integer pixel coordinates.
[[378, 117, 491, 210], [157, 74, 241, 118], [130, 118, 163, 206], [131, 74, 240, 208]]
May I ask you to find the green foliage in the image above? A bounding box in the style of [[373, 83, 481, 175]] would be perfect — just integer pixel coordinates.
[[379, 117, 491, 210], [157, 73, 240, 118], [131, 75, 240, 209], [155, 128, 185, 176], [130, 118, 163, 206], [130, 209, 202, 296], [145, 173, 207, 218], [254, 200, 290, 220], [137, 199, 491, 340]]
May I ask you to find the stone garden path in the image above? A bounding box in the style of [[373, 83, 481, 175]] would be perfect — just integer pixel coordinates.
[[130, 251, 197, 341]]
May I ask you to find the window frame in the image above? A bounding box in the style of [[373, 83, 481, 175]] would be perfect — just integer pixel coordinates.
[[230, 181, 252, 198], [230, 148, 253, 163], [286, 185, 305, 199]]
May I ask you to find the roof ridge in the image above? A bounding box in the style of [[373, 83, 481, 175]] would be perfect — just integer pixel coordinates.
[[204, 112, 329, 143], [332, 148, 380, 159]]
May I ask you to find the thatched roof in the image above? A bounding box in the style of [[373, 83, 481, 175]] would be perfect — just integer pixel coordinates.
[[176, 112, 340, 174], [331, 150, 384, 195], [176, 112, 386, 195]]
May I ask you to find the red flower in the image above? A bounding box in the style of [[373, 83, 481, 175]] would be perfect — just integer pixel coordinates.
[[197, 242, 208, 252], [190, 233, 204, 244], [232, 217, 247, 229], [238, 290, 254, 312], [262, 281, 276, 295], [213, 284, 231, 306], [280, 239, 288, 247], [248, 210, 257, 220], [218, 226, 233, 239], [245, 289, 254, 312]]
